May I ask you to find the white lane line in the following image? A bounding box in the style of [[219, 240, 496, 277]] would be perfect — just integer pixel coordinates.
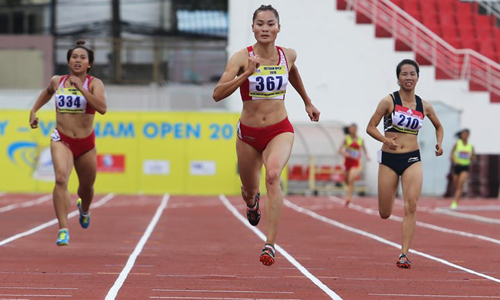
[[152, 289, 293, 294], [0, 295, 70, 298], [0, 193, 115, 247], [149, 296, 301, 300], [284, 199, 500, 284], [433, 208, 500, 224], [0, 195, 52, 213], [327, 197, 500, 246], [395, 198, 500, 224], [446, 206, 500, 212], [369, 294, 500, 298], [104, 194, 170, 300], [0, 192, 6, 197], [0, 287, 77, 290], [219, 195, 343, 300]]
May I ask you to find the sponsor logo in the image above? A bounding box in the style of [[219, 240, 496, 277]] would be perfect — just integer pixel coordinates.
[[408, 157, 420, 163], [97, 154, 125, 173]]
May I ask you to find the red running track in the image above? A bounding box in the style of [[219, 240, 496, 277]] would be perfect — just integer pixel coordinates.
[[0, 193, 499, 299]]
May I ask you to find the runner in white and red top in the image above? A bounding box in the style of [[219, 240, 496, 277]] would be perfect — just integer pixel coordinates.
[[30, 39, 107, 246], [213, 5, 320, 266], [366, 59, 444, 269]]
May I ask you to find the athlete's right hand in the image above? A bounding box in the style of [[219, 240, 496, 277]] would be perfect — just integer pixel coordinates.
[[246, 56, 260, 75], [383, 136, 398, 150], [29, 111, 38, 129]]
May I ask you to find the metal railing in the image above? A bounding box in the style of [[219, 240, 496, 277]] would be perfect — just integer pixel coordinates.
[[346, 0, 500, 98]]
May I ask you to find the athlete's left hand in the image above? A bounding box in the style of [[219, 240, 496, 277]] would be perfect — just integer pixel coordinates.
[[306, 104, 320, 122], [435, 143, 443, 156], [68, 76, 84, 90]]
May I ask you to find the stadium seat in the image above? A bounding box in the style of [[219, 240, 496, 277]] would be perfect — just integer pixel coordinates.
[[402, 0, 419, 12], [441, 24, 458, 40], [474, 15, 494, 28], [419, 0, 436, 13], [438, 13, 456, 26], [337, 0, 348, 11], [457, 25, 475, 40], [315, 165, 333, 182], [476, 27, 493, 40], [289, 165, 308, 181], [461, 38, 479, 51], [437, 0, 455, 13]]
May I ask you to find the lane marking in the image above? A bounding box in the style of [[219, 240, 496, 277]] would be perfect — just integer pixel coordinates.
[[327, 197, 500, 246], [433, 208, 500, 225], [0, 192, 6, 197], [284, 199, 500, 284], [219, 195, 343, 300], [0, 194, 115, 247], [150, 297, 300, 300], [0, 287, 77, 290], [104, 194, 170, 300], [0, 295, 70, 298], [369, 294, 500, 298], [152, 289, 293, 294], [0, 195, 52, 214]]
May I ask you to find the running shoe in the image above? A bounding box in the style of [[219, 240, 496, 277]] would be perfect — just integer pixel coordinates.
[[259, 243, 276, 266], [396, 253, 411, 269], [56, 228, 69, 246], [246, 193, 261, 226], [450, 201, 458, 210], [77, 198, 90, 229]]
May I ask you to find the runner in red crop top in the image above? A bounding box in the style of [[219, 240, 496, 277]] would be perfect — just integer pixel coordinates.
[[213, 5, 320, 267], [29, 39, 107, 246], [366, 59, 443, 269]]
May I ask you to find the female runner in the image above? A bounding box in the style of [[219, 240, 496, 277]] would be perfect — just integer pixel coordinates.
[[30, 39, 107, 246], [366, 59, 443, 268], [213, 5, 320, 266]]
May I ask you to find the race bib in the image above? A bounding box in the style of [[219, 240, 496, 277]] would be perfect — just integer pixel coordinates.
[[55, 88, 87, 113], [391, 105, 423, 134], [249, 65, 288, 98]]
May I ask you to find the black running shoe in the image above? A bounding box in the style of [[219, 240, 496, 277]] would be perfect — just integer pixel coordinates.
[[396, 253, 411, 269], [246, 193, 261, 226], [260, 243, 275, 266]]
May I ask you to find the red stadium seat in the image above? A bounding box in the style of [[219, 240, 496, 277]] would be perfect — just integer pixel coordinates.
[[404, 8, 420, 20], [391, 0, 403, 8], [421, 12, 438, 27], [419, 0, 436, 12], [461, 38, 478, 51], [479, 40, 495, 52], [438, 13, 456, 26], [402, 0, 419, 12], [289, 165, 308, 181], [458, 25, 475, 40], [476, 27, 493, 40], [437, 0, 455, 13], [474, 15, 494, 28], [441, 24, 458, 39]]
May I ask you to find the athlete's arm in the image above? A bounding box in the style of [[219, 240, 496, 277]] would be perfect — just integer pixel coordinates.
[[30, 76, 59, 129], [362, 141, 371, 161], [286, 48, 320, 122], [69, 76, 107, 115], [450, 142, 457, 164], [338, 139, 346, 156], [423, 100, 444, 156], [471, 146, 476, 162], [366, 96, 398, 150], [213, 49, 254, 102]]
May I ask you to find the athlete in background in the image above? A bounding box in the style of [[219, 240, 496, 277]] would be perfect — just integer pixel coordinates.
[[30, 39, 107, 246]]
